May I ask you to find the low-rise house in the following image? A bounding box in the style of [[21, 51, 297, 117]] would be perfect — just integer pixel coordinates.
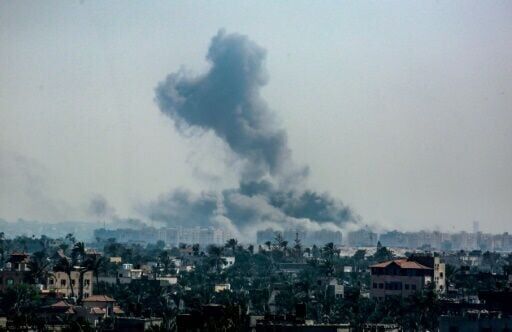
[[156, 275, 178, 285], [78, 295, 124, 327], [370, 259, 433, 299], [324, 278, 344, 299], [214, 283, 231, 292], [109, 256, 122, 264], [98, 263, 143, 285]]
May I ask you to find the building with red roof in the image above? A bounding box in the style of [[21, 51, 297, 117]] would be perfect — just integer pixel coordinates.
[[370, 258, 433, 299]]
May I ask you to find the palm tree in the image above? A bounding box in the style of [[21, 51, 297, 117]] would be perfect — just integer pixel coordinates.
[[54, 257, 75, 299], [71, 242, 86, 264], [65, 233, 76, 246], [158, 251, 172, 275], [85, 255, 106, 292], [208, 245, 226, 274], [322, 243, 337, 276], [27, 251, 50, 285], [225, 239, 238, 254], [71, 242, 89, 303]]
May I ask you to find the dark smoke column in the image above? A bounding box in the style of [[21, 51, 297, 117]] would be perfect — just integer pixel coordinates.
[[151, 30, 358, 238], [155, 30, 294, 182]]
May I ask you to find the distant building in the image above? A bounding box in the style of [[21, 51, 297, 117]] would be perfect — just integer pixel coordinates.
[[370, 259, 433, 299], [257, 228, 342, 246], [348, 229, 377, 247]]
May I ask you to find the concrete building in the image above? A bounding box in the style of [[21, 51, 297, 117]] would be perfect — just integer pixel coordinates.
[[370, 259, 433, 299], [0, 253, 31, 292], [408, 253, 446, 293], [47, 269, 94, 299], [348, 229, 377, 247]]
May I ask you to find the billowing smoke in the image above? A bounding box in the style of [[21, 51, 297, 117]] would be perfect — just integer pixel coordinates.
[[87, 194, 116, 219], [155, 30, 305, 182], [150, 30, 358, 241]]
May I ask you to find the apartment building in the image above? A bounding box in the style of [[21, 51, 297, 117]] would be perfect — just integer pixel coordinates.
[[408, 254, 446, 293], [370, 259, 433, 299], [47, 269, 94, 299]]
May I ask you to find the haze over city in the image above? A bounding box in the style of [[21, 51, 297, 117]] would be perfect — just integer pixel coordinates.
[[1, 1, 511, 236]]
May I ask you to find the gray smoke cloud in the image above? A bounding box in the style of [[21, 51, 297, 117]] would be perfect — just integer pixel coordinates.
[[151, 30, 358, 240], [87, 194, 116, 219], [156, 30, 305, 181]]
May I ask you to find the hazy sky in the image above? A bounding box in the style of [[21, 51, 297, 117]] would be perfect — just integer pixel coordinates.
[[1, 1, 511, 233]]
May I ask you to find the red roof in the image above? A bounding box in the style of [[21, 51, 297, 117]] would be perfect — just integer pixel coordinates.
[[90, 307, 106, 315], [50, 300, 73, 308], [82, 295, 115, 302], [370, 259, 432, 270]]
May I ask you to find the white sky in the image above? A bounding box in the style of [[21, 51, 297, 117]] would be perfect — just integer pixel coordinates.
[[1, 0, 511, 232]]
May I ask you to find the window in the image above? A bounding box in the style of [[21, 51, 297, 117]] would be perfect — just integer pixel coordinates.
[[379, 283, 383, 289], [72, 280, 76, 286], [405, 284, 409, 290], [373, 283, 377, 289], [49, 279, 54, 285], [61, 279, 66, 286], [7, 279, 14, 286], [85, 279, 90, 287], [440, 272, 444, 278], [411, 284, 417, 290]]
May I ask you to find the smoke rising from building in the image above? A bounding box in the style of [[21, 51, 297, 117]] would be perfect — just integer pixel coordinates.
[[150, 30, 358, 241]]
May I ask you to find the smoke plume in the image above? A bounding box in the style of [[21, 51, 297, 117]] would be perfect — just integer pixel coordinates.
[[151, 30, 358, 241], [88, 194, 116, 219]]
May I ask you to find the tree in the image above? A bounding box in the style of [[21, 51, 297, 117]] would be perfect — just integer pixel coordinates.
[[65, 233, 76, 245], [274, 232, 287, 251], [26, 250, 50, 285], [293, 232, 303, 261], [225, 238, 238, 254], [192, 244, 200, 256], [158, 250, 173, 275], [373, 245, 394, 263], [207, 245, 226, 274], [0, 284, 42, 330], [54, 256, 75, 299], [71, 242, 89, 303], [85, 255, 106, 292]]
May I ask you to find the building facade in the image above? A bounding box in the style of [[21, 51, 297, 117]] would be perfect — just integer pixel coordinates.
[[370, 259, 433, 299], [47, 269, 94, 299]]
